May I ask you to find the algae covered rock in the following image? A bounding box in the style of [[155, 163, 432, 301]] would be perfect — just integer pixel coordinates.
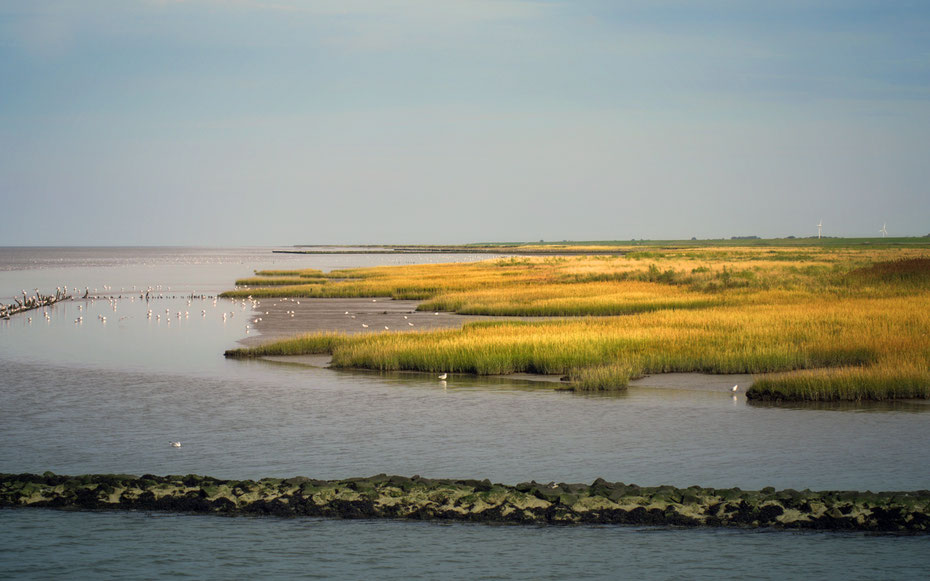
[[1, 472, 928, 532]]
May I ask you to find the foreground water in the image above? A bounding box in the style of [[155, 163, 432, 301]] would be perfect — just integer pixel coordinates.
[[1, 247, 928, 579], [3, 510, 928, 580]]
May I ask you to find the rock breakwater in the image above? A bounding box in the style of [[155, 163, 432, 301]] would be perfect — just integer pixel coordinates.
[[2, 473, 928, 532]]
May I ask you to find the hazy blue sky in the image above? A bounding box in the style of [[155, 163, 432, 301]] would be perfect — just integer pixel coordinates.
[[1, 1, 928, 245]]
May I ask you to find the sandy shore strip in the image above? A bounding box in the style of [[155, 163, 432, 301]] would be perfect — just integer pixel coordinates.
[[236, 297, 753, 391]]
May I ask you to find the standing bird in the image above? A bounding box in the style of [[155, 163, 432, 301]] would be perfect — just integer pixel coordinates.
[[438, 373, 448, 380], [731, 385, 739, 393]]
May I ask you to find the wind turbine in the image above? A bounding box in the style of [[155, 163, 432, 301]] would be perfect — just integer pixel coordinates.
[[817, 220, 823, 239], [880, 223, 888, 238]]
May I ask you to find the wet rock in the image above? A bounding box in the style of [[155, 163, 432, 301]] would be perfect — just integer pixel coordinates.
[[758, 503, 785, 522], [530, 487, 561, 502]]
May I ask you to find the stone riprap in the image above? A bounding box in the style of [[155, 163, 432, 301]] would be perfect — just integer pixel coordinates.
[[2, 473, 928, 532]]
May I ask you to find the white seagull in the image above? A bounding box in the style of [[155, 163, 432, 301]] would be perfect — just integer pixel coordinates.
[[438, 373, 448, 380], [731, 385, 739, 393], [170, 441, 182, 448]]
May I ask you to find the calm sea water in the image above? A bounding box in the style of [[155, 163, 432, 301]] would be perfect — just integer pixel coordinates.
[[1, 247, 928, 579]]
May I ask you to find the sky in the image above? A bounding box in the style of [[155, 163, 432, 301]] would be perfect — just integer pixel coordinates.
[[1, 0, 928, 245]]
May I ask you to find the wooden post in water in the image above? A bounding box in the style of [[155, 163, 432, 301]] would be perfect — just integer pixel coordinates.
[[0, 288, 72, 319]]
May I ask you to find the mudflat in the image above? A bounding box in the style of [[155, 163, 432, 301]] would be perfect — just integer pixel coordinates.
[[237, 297, 504, 346]]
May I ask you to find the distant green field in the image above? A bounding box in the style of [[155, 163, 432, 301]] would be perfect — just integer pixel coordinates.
[[467, 237, 930, 249], [287, 238, 930, 253]]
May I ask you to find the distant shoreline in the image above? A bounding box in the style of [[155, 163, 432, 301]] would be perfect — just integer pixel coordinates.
[[273, 248, 630, 255], [278, 236, 930, 255]]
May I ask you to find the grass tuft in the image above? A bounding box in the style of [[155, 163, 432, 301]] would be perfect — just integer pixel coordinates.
[[569, 362, 639, 391], [747, 363, 930, 401]]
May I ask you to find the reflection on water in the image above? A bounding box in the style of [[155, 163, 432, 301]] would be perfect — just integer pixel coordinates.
[[289, 363, 626, 397], [748, 398, 930, 414]]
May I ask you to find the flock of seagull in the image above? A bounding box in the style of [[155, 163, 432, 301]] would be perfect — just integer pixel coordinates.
[[6, 285, 272, 336], [343, 301, 441, 331], [11, 283, 458, 337], [10, 286, 452, 341]]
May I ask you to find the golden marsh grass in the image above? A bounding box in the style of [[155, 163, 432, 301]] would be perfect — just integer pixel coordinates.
[[225, 249, 930, 399]]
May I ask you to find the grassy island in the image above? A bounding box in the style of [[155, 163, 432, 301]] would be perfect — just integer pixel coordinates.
[[3, 472, 929, 532], [223, 241, 930, 401]]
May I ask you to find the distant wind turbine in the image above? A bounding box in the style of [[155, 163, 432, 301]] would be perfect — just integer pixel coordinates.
[[880, 223, 888, 238], [817, 220, 823, 239]]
